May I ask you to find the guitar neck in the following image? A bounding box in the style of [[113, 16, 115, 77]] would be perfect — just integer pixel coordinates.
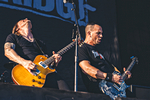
[[43, 41, 76, 65], [57, 41, 76, 55], [121, 57, 138, 81]]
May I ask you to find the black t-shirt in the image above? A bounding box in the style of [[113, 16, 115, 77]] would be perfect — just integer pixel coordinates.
[[5, 34, 47, 61], [78, 42, 114, 93]]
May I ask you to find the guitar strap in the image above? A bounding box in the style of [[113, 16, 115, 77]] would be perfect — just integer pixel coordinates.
[[34, 38, 45, 55], [15, 34, 45, 55], [34, 38, 56, 67], [104, 58, 120, 73]]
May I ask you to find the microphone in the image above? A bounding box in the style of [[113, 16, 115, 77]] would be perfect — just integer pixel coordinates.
[[63, 0, 69, 3]]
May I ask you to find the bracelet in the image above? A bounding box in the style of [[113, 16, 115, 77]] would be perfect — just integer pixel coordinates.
[[105, 73, 112, 82]]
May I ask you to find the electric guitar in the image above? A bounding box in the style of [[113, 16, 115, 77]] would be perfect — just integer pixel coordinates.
[[12, 39, 82, 88], [99, 56, 138, 100]]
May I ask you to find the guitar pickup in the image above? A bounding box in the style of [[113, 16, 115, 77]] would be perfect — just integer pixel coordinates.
[[39, 61, 48, 69], [31, 69, 40, 76]]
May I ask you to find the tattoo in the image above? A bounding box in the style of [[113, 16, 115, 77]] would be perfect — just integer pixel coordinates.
[[4, 42, 15, 51]]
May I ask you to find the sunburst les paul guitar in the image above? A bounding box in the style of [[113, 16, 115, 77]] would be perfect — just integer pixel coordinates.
[[99, 56, 138, 100], [12, 39, 82, 88]]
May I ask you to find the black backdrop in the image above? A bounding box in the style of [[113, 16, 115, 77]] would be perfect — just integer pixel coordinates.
[[0, 0, 149, 92], [116, 0, 150, 87]]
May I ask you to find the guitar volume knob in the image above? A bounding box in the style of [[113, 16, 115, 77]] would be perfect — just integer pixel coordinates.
[[38, 76, 41, 79], [32, 79, 35, 82], [38, 81, 41, 84]]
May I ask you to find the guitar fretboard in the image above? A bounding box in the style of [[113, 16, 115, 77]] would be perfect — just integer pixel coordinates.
[[121, 57, 138, 80], [43, 41, 76, 65]]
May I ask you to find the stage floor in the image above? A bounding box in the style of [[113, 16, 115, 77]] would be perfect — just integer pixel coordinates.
[[0, 83, 149, 100]]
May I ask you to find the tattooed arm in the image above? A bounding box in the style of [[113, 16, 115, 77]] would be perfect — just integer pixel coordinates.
[[4, 42, 36, 71]]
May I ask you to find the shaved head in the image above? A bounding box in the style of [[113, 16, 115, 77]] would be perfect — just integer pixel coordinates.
[[85, 23, 102, 35]]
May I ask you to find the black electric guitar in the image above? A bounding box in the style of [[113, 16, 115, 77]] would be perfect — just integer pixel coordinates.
[[99, 56, 138, 100]]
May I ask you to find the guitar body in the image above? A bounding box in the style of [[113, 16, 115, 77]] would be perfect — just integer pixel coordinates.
[[11, 55, 56, 88], [99, 56, 138, 100], [99, 71, 129, 100]]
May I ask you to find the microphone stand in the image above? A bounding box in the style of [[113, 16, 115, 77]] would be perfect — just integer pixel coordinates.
[[71, 0, 81, 92]]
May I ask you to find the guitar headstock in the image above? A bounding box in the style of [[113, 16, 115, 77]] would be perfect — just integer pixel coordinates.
[[72, 37, 84, 45], [130, 56, 138, 64]]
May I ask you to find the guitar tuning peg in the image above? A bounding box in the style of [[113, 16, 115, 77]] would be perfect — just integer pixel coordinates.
[[130, 56, 134, 59]]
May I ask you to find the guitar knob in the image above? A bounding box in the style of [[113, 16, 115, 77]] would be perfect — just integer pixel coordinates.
[[32, 79, 35, 82], [38, 76, 41, 79], [38, 81, 41, 84]]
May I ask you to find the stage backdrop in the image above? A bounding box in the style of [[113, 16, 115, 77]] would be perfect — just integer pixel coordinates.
[[0, 0, 121, 91], [116, 0, 150, 87]]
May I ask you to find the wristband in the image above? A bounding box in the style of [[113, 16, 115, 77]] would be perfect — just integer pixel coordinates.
[[105, 73, 112, 82]]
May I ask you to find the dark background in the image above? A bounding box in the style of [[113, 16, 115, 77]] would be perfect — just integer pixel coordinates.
[[0, 0, 149, 92], [116, 0, 150, 87]]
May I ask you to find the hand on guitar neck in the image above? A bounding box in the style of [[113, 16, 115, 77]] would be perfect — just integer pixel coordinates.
[[52, 51, 62, 66], [123, 67, 132, 80]]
